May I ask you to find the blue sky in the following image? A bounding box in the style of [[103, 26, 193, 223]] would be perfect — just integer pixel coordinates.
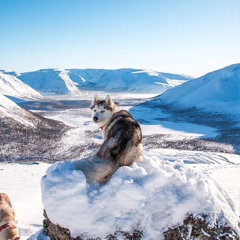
[[0, 0, 239, 77]]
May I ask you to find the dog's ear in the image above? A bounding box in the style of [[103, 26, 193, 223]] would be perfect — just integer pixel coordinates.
[[105, 95, 113, 107], [91, 94, 99, 107]]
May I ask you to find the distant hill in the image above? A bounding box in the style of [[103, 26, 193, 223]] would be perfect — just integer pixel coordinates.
[[15, 68, 192, 95], [0, 92, 65, 128], [16, 69, 83, 96], [153, 63, 240, 116], [0, 93, 68, 162], [0, 71, 43, 100]]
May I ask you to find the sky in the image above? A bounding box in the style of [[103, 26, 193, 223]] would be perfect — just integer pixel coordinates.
[[0, 0, 239, 77]]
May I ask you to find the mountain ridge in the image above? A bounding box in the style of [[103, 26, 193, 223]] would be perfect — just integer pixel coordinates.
[[0, 71, 43, 100], [14, 68, 192, 95], [155, 63, 240, 116]]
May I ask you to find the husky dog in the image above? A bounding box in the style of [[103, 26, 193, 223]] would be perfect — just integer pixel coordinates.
[[73, 95, 143, 184], [0, 193, 20, 240]]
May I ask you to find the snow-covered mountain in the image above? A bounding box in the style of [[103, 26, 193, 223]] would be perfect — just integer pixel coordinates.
[[0, 92, 64, 129], [0, 92, 68, 163], [0, 71, 43, 100], [0, 92, 35, 126], [154, 63, 240, 116], [68, 68, 192, 93], [17, 68, 83, 95], [16, 68, 192, 94]]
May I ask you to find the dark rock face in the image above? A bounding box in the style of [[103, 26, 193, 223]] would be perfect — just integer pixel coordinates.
[[43, 210, 143, 240], [163, 215, 239, 240], [43, 211, 239, 240], [43, 210, 73, 240]]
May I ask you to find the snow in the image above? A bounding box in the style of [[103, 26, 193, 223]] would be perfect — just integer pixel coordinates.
[[41, 156, 240, 239], [0, 72, 43, 100], [1, 101, 239, 239], [0, 64, 239, 239], [141, 121, 217, 139], [1, 150, 239, 239], [14, 68, 192, 95], [16, 69, 84, 96], [0, 163, 50, 239], [156, 63, 240, 117], [0, 93, 35, 126], [57, 69, 84, 96]]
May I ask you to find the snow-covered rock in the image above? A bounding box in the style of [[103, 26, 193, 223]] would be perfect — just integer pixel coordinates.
[[0, 71, 43, 100], [41, 156, 240, 239], [155, 63, 240, 116]]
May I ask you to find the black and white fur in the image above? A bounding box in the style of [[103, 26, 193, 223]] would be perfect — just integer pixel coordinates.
[[73, 95, 143, 185]]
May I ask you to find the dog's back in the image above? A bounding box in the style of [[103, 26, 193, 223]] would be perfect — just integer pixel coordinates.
[[0, 193, 19, 240], [98, 110, 143, 166]]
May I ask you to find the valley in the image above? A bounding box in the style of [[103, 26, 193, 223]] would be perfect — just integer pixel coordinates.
[[0, 64, 239, 239], [5, 92, 236, 164]]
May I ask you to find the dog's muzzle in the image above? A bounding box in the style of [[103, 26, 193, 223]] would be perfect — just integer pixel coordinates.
[[93, 117, 98, 122]]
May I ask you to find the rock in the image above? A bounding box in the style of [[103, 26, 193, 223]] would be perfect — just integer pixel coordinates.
[[163, 214, 239, 240], [43, 211, 239, 240], [43, 210, 143, 240]]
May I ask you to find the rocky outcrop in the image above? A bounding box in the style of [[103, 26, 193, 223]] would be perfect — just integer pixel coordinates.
[[163, 214, 239, 240], [43, 211, 239, 240], [43, 210, 143, 240]]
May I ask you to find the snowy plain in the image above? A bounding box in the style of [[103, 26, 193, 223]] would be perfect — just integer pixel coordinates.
[[0, 92, 240, 239]]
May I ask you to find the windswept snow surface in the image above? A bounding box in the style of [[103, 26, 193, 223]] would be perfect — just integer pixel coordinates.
[[156, 63, 240, 116], [41, 157, 240, 239], [0, 72, 43, 100]]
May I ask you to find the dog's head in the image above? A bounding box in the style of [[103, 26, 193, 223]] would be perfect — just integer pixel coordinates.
[[0, 193, 12, 207], [90, 95, 118, 128]]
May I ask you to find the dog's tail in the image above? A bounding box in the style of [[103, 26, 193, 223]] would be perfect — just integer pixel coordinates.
[[73, 157, 118, 185]]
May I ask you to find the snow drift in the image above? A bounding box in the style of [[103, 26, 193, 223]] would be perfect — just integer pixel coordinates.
[[41, 156, 240, 239], [155, 63, 240, 116]]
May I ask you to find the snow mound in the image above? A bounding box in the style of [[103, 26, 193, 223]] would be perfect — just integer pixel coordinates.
[[157, 63, 240, 116], [41, 156, 239, 239]]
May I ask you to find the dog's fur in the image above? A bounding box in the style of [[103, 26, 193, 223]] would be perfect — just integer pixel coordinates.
[[0, 193, 20, 240], [73, 95, 143, 184]]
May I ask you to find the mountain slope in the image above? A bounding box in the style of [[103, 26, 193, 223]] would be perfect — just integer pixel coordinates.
[[18, 69, 83, 95], [154, 63, 240, 116], [0, 92, 36, 126], [0, 93, 68, 162], [68, 68, 192, 93], [0, 93, 60, 127], [0, 71, 43, 100], [16, 68, 192, 94]]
